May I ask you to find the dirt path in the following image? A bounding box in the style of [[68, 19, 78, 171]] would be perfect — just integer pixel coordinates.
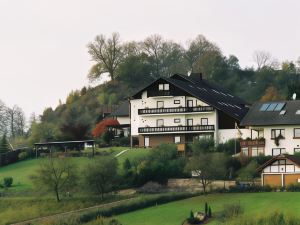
[[11, 197, 136, 225]]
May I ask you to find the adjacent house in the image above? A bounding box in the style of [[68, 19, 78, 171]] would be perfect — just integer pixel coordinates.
[[129, 73, 250, 151], [109, 101, 130, 137], [258, 154, 300, 187], [240, 100, 300, 156]]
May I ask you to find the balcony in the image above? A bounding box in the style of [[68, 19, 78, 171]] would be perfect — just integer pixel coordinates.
[[240, 139, 265, 147], [138, 106, 214, 115], [138, 125, 215, 133]]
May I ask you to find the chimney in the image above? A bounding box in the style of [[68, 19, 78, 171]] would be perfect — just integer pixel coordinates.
[[190, 72, 202, 80]]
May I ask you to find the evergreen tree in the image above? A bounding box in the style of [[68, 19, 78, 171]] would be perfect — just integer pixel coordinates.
[[208, 206, 212, 218], [0, 134, 10, 154], [205, 202, 208, 215]]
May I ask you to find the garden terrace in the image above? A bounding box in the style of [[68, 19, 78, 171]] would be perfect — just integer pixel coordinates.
[[34, 140, 95, 157]]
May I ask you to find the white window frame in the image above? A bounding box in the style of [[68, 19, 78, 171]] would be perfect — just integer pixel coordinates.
[[174, 136, 181, 143]]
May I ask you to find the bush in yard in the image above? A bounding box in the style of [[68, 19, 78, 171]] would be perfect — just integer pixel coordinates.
[[286, 183, 300, 192], [18, 151, 29, 161], [138, 181, 164, 193], [222, 202, 244, 219], [224, 212, 300, 225], [82, 156, 118, 200], [3, 177, 13, 188]]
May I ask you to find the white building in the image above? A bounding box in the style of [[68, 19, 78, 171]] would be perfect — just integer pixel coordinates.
[[240, 100, 300, 156], [129, 73, 250, 151], [258, 154, 300, 187]]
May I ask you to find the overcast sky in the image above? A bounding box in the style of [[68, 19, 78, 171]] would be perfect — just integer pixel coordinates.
[[1, 0, 300, 118]]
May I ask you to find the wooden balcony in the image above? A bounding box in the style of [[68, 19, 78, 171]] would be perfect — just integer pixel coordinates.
[[138, 125, 215, 133], [138, 106, 214, 115], [240, 139, 265, 147]]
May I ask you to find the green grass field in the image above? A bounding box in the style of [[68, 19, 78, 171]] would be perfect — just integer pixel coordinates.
[[0, 147, 150, 191], [117, 192, 300, 225]]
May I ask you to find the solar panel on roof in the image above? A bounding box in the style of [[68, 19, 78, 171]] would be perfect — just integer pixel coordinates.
[[274, 103, 285, 111], [260, 103, 270, 111], [266, 103, 277, 111]]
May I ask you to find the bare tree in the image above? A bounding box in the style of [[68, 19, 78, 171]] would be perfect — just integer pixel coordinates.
[[253, 50, 278, 70], [0, 100, 8, 135], [141, 34, 186, 78], [6, 105, 26, 138], [87, 32, 124, 81], [185, 35, 220, 72], [31, 158, 78, 202]]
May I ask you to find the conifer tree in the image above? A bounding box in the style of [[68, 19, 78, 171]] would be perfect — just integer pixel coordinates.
[[0, 134, 10, 154]]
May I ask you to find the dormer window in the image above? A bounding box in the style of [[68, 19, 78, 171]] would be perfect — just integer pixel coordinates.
[[159, 83, 169, 91]]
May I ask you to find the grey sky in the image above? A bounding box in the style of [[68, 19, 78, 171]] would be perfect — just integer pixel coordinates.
[[1, 0, 300, 118]]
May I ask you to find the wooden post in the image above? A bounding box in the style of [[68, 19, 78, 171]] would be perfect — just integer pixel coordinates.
[[35, 146, 38, 159], [92, 142, 95, 157]]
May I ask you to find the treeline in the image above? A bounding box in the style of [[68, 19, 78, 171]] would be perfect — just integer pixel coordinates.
[[8, 33, 300, 145]]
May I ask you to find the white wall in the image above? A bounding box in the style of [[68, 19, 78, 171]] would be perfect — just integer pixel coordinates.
[[116, 116, 130, 125], [250, 125, 300, 156], [130, 90, 216, 136], [218, 128, 251, 143]]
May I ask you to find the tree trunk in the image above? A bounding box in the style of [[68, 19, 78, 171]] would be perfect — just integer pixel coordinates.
[[55, 188, 60, 202]]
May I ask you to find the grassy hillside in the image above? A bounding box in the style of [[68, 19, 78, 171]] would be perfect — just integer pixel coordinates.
[[117, 192, 300, 225], [0, 147, 150, 191]]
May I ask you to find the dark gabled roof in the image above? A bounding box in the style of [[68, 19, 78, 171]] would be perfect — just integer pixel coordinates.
[[240, 100, 300, 126], [130, 73, 248, 121], [257, 154, 300, 172], [110, 101, 129, 117]]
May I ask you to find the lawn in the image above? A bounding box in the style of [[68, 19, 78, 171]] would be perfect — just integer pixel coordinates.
[[0, 147, 150, 191], [117, 192, 300, 225], [0, 157, 92, 191]]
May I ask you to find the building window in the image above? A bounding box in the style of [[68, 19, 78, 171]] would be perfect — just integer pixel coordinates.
[[242, 147, 249, 156], [295, 148, 300, 154], [174, 118, 181, 123], [201, 118, 208, 125], [157, 119, 164, 127], [294, 128, 300, 138], [158, 83, 169, 91], [174, 136, 181, 143], [187, 119, 193, 126], [271, 129, 285, 139], [251, 129, 264, 139], [272, 148, 286, 156], [187, 100, 193, 107], [157, 101, 164, 108], [198, 133, 213, 140], [174, 100, 180, 104], [252, 147, 264, 157]]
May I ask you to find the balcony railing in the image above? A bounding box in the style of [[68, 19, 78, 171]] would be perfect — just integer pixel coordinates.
[[240, 139, 265, 147], [138, 125, 215, 133], [138, 106, 214, 115]]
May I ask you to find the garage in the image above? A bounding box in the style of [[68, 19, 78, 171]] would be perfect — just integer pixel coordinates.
[[258, 154, 300, 187], [263, 174, 281, 186]]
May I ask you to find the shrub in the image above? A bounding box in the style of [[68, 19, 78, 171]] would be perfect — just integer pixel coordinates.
[[224, 212, 300, 225], [18, 151, 29, 161], [67, 192, 197, 224], [3, 177, 13, 188], [286, 183, 300, 192], [222, 202, 244, 219], [138, 181, 164, 194], [208, 206, 212, 218]]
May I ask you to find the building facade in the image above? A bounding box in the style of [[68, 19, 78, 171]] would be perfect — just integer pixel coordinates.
[[240, 101, 300, 156], [258, 154, 300, 187], [130, 73, 250, 150]]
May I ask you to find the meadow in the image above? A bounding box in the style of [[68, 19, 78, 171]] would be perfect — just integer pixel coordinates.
[[0, 147, 150, 191], [117, 192, 300, 225]]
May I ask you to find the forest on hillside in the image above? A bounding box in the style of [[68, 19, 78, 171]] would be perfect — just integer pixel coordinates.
[[2, 32, 300, 148]]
